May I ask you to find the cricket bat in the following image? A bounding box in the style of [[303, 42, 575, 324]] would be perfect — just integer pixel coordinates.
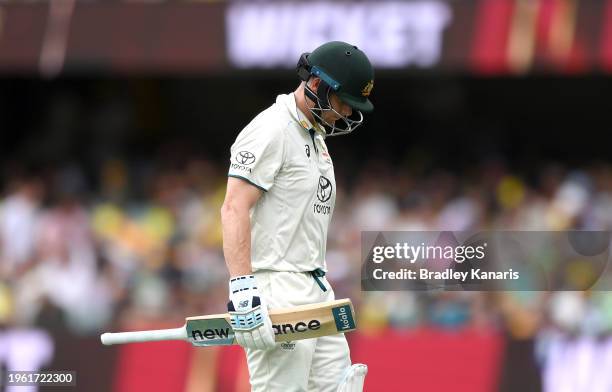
[[100, 298, 356, 347]]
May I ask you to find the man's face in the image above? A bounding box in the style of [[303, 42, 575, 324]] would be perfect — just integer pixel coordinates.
[[322, 93, 352, 124], [307, 78, 353, 125]]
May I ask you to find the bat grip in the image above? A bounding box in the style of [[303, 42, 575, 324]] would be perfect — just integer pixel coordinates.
[[101, 327, 186, 345]]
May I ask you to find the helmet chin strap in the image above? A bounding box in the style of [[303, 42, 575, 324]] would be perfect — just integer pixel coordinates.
[[303, 82, 363, 138]]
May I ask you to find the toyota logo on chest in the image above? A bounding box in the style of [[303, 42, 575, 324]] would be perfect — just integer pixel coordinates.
[[317, 176, 333, 203]]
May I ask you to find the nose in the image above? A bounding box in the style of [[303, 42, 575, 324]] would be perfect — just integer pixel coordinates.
[[341, 103, 352, 117]]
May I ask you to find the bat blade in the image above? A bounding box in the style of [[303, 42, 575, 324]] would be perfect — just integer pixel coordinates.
[[101, 298, 356, 347], [186, 298, 356, 347]]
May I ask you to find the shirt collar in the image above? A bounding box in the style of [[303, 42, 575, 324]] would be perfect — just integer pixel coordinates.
[[279, 93, 325, 136]]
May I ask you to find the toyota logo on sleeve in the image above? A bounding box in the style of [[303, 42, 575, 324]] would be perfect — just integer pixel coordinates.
[[317, 176, 333, 203], [236, 151, 256, 165]]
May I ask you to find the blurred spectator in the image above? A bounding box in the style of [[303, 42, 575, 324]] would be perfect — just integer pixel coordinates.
[[0, 175, 44, 279]]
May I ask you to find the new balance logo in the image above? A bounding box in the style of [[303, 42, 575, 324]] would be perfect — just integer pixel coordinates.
[[272, 320, 321, 335], [192, 328, 231, 341]]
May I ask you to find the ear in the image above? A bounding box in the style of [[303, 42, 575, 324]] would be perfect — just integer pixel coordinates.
[[308, 77, 321, 91]]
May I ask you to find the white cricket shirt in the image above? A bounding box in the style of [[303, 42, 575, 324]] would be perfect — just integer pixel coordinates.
[[228, 93, 336, 272]]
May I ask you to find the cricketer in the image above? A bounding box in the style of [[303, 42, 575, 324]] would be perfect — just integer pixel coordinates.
[[221, 41, 374, 392]]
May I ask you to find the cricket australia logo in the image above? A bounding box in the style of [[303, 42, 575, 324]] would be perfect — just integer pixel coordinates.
[[317, 176, 333, 203], [361, 80, 374, 97], [236, 151, 256, 165]]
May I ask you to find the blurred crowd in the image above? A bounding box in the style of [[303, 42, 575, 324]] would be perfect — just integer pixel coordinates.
[[0, 157, 611, 389], [0, 158, 610, 333]]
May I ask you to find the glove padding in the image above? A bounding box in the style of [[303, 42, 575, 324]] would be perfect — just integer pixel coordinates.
[[227, 275, 276, 350]]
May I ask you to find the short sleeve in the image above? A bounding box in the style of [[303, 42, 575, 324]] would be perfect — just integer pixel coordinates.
[[228, 122, 284, 192]]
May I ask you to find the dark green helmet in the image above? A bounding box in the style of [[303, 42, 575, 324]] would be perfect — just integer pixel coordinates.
[[307, 41, 374, 113], [297, 41, 374, 137]]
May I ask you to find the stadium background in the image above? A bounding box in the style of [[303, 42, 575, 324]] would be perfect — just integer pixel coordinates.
[[0, 1, 611, 391]]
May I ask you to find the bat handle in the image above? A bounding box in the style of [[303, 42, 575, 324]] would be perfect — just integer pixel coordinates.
[[101, 326, 186, 345]]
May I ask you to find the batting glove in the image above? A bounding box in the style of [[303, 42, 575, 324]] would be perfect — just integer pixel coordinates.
[[227, 275, 276, 350]]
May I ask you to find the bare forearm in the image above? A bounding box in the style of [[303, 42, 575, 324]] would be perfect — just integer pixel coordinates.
[[221, 203, 253, 278]]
